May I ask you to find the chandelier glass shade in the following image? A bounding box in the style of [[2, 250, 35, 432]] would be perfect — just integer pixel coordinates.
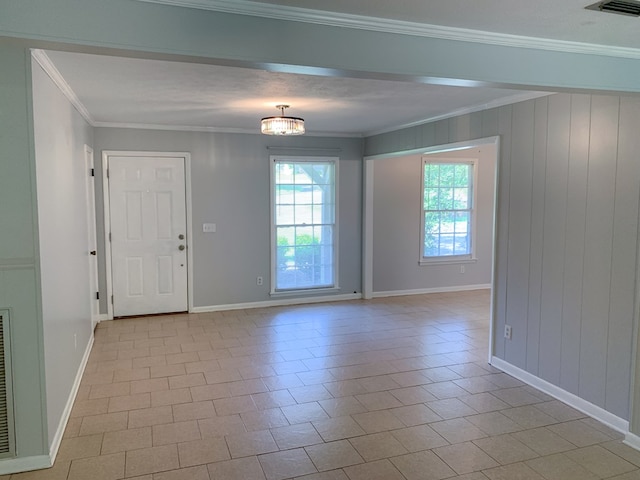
[[261, 105, 305, 135]]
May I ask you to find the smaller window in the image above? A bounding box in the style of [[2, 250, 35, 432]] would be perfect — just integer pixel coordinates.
[[421, 159, 476, 263]]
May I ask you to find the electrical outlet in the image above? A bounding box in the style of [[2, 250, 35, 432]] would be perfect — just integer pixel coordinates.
[[257, 276, 263, 286], [203, 223, 216, 233], [504, 324, 512, 340], [460, 265, 465, 274]]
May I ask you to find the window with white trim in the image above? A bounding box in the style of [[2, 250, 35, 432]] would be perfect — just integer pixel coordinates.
[[421, 159, 476, 262], [271, 156, 337, 291]]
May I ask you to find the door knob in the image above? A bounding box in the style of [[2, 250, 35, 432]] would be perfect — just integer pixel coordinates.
[[178, 245, 185, 251], [178, 234, 185, 240]]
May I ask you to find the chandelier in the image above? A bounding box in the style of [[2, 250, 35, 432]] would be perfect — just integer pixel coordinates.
[[260, 105, 305, 136]]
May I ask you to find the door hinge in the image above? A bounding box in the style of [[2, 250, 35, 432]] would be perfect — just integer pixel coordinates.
[[109, 232, 112, 242], [96, 291, 100, 300], [90, 168, 95, 177], [111, 295, 114, 304], [106, 169, 110, 178]]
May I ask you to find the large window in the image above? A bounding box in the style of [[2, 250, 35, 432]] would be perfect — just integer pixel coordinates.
[[271, 157, 337, 292], [421, 159, 476, 262]]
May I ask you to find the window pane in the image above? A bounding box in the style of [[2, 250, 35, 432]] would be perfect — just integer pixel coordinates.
[[312, 185, 324, 203], [439, 189, 454, 210], [276, 205, 294, 225], [424, 187, 438, 210], [455, 164, 469, 186], [440, 164, 454, 186], [453, 187, 469, 209], [294, 204, 313, 224]]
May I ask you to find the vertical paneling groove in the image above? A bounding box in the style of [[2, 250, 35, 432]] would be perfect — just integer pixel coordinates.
[[492, 105, 513, 360], [579, 95, 619, 407], [605, 97, 640, 418], [434, 119, 449, 146], [504, 101, 535, 369], [538, 94, 571, 385], [526, 97, 548, 375], [560, 94, 591, 395]]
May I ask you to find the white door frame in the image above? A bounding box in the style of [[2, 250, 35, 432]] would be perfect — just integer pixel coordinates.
[[84, 145, 100, 329], [362, 136, 500, 364], [102, 150, 194, 319]]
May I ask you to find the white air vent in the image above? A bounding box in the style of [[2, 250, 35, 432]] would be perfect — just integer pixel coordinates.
[[586, 0, 640, 16], [0, 311, 15, 457]]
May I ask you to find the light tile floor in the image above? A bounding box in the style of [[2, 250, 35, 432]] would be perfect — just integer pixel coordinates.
[[10, 290, 640, 479]]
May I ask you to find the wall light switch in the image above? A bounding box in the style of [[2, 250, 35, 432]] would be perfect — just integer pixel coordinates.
[[203, 223, 216, 233]]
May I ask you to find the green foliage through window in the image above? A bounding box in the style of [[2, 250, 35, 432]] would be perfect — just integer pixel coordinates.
[[422, 162, 473, 258]]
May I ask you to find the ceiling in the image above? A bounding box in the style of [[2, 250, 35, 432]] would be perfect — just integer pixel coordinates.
[[40, 0, 638, 136]]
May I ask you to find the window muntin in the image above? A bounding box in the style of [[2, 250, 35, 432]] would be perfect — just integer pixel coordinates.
[[272, 157, 337, 291], [421, 160, 475, 261]]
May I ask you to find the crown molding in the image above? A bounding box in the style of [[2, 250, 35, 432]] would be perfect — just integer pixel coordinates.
[[364, 91, 553, 137], [135, 0, 640, 59], [93, 121, 361, 137], [31, 49, 95, 125]]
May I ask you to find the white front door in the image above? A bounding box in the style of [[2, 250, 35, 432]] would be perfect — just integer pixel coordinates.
[[108, 155, 188, 317]]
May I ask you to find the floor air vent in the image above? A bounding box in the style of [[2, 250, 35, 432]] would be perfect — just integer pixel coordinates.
[[586, 0, 640, 16], [0, 311, 15, 457]]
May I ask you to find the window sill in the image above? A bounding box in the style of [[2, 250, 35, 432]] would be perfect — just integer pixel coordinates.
[[419, 257, 477, 267], [270, 286, 341, 298]]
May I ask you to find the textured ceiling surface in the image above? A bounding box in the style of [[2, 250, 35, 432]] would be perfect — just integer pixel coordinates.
[[44, 50, 541, 136]]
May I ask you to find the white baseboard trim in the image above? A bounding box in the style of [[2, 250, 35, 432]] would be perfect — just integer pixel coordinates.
[[0, 455, 51, 475], [372, 284, 491, 298], [96, 314, 110, 323], [625, 432, 640, 450], [48, 332, 95, 465], [192, 293, 362, 313], [490, 356, 629, 435]]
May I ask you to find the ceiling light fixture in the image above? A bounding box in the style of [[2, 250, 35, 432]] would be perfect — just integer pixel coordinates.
[[261, 105, 305, 136]]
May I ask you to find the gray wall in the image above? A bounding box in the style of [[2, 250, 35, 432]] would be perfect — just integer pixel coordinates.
[[31, 59, 94, 447], [0, 43, 48, 458], [372, 145, 496, 293], [365, 93, 640, 420], [93, 129, 363, 309]]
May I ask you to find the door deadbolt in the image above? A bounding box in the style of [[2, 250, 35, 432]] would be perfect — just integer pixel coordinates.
[[178, 234, 185, 240], [90, 250, 97, 256]]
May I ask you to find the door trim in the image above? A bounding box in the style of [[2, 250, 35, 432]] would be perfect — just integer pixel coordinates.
[[84, 145, 100, 329], [101, 150, 193, 319]]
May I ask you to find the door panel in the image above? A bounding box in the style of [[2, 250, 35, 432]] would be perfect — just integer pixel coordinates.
[[109, 155, 188, 316]]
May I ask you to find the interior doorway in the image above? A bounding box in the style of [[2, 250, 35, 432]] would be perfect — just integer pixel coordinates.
[[362, 136, 500, 362]]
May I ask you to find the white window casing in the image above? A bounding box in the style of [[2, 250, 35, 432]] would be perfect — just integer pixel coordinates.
[[270, 156, 339, 294]]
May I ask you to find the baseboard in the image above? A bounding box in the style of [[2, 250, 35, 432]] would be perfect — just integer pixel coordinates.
[[192, 293, 362, 313], [0, 455, 51, 475], [490, 356, 629, 435], [96, 314, 110, 323], [48, 332, 95, 464], [625, 431, 640, 450], [372, 284, 491, 298]]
